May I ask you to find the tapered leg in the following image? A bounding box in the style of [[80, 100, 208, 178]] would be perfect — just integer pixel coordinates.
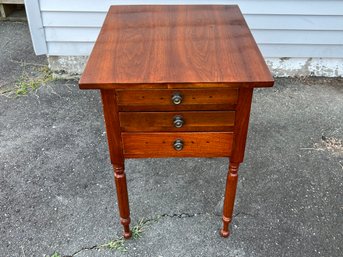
[[101, 90, 132, 239], [220, 162, 239, 237], [113, 165, 132, 239], [219, 88, 253, 237]]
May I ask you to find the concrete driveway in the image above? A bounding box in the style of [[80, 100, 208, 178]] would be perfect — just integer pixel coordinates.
[[0, 21, 342, 257]]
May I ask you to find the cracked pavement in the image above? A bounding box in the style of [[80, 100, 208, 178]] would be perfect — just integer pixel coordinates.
[[1, 21, 343, 257]]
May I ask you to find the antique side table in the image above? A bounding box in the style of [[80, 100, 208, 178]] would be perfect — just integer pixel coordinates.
[[79, 5, 274, 238]]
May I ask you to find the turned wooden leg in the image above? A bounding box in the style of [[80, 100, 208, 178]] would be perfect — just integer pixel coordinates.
[[113, 165, 132, 239], [220, 162, 239, 237]]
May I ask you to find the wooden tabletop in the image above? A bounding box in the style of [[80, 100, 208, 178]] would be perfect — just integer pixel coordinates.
[[79, 5, 274, 89]]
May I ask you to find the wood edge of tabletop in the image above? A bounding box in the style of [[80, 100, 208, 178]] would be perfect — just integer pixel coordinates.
[[78, 81, 275, 90]]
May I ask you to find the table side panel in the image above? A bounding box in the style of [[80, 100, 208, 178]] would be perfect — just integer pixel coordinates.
[[100, 89, 124, 166], [231, 87, 254, 163]]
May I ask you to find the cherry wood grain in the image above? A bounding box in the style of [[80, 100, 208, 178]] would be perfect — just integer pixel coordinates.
[[79, 5, 274, 89], [117, 88, 238, 111], [119, 111, 235, 132], [122, 132, 233, 158]]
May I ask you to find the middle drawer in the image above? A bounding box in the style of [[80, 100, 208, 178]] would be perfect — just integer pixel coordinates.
[[119, 111, 235, 132]]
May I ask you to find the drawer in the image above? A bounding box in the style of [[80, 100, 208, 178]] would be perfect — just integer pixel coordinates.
[[119, 111, 235, 132], [122, 132, 233, 158], [117, 88, 238, 111]]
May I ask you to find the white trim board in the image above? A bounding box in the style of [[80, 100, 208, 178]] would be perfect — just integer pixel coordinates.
[[266, 58, 343, 77], [24, 0, 47, 54]]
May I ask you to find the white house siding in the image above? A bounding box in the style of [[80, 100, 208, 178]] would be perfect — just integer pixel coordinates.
[[25, 0, 343, 76]]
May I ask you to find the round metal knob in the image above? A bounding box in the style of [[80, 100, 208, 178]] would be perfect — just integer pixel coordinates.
[[171, 92, 182, 105], [173, 115, 184, 128], [173, 139, 184, 151]]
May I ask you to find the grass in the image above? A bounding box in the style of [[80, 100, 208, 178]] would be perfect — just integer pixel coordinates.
[[99, 218, 151, 252], [131, 218, 148, 239], [99, 238, 127, 252], [15, 66, 53, 96]]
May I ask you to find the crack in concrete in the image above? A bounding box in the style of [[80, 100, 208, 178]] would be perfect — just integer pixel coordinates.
[[67, 212, 204, 256], [159, 212, 203, 219], [70, 244, 98, 257]]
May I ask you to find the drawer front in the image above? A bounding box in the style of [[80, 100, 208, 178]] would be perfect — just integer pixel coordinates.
[[122, 132, 233, 158], [117, 88, 238, 111], [119, 111, 235, 132]]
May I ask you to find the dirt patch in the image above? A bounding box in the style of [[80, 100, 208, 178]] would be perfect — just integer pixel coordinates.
[[302, 136, 343, 158], [317, 136, 343, 155]]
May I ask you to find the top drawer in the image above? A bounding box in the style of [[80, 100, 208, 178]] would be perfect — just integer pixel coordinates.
[[116, 88, 238, 111]]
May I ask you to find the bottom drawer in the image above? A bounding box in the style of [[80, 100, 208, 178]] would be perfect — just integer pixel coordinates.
[[122, 132, 233, 158]]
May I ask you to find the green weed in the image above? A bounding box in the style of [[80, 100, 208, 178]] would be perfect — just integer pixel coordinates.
[[131, 218, 149, 239], [15, 66, 54, 96], [100, 238, 127, 252]]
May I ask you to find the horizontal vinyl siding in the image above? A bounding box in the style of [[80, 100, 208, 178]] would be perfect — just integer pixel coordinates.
[[39, 0, 343, 15], [39, 0, 343, 57], [45, 27, 343, 45], [47, 42, 343, 58], [41, 12, 343, 31]]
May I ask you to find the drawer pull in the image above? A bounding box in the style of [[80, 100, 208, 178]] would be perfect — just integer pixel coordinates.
[[173, 139, 184, 151], [173, 115, 184, 128], [171, 92, 182, 105]]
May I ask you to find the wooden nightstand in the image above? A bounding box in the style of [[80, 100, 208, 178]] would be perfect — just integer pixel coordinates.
[[79, 5, 274, 238]]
